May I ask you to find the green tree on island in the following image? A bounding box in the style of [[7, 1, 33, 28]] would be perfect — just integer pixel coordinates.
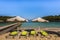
[[42, 15, 60, 22]]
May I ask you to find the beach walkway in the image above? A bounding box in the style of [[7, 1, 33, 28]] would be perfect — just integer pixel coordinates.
[[0, 22, 22, 35]]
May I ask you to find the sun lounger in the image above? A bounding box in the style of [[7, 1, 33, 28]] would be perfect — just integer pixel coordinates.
[[27, 30, 37, 37], [25, 29, 39, 37], [21, 31, 28, 36], [19, 31, 28, 39], [10, 31, 18, 36], [5, 31, 18, 39], [40, 30, 48, 36], [30, 31, 36, 35]]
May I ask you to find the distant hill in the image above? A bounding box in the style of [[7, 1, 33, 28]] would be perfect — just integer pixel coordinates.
[[42, 15, 60, 22]]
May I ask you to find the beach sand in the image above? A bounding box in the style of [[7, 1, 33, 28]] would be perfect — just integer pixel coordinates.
[[0, 28, 60, 40]]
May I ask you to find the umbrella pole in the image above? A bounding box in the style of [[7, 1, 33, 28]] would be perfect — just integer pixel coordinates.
[[39, 26, 40, 30]]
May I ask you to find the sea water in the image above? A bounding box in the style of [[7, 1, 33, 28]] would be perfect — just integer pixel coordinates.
[[21, 22, 60, 28], [0, 22, 60, 28]]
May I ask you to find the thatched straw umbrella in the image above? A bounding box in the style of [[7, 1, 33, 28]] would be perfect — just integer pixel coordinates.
[[7, 16, 28, 22], [32, 17, 49, 22]]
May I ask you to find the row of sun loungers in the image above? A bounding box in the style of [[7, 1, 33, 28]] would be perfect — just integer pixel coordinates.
[[5, 29, 60, 40]]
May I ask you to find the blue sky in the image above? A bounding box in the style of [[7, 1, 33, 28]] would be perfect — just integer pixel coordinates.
[[0, 0, 60, 19]]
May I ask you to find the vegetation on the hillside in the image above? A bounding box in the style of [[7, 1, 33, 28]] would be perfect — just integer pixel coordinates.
[[0, 16, 14, 22], [0, 15, 60, 22], [42, 15, 60, 22]]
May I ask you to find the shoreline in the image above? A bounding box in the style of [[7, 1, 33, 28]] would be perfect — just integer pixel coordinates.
[[20, 27, 60, 29], [19, 27, 60, 32]]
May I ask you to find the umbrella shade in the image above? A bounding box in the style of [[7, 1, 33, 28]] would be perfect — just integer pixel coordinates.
[[45, 30, 60, 37], [24, 29, 34, 32], [10, 31, 18, 36], [30, 31, 36, 35], [21, 31, 28, 36], [40, 30, 48, 36]]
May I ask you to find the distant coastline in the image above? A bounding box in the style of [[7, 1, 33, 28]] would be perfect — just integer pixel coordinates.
[[0, 15, 60, 22]]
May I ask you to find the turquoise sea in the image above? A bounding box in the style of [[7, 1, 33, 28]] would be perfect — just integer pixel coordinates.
[[0, 22, 60, 28], [21, 22, 60, 28]]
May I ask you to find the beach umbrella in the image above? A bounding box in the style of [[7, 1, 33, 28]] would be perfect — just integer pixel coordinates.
[[10, 31, 18, 36], [32, 17, 49, 22], [7, 16, 28, 22], [40, 30, 48, 36], [21, 31, 28, 36]]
